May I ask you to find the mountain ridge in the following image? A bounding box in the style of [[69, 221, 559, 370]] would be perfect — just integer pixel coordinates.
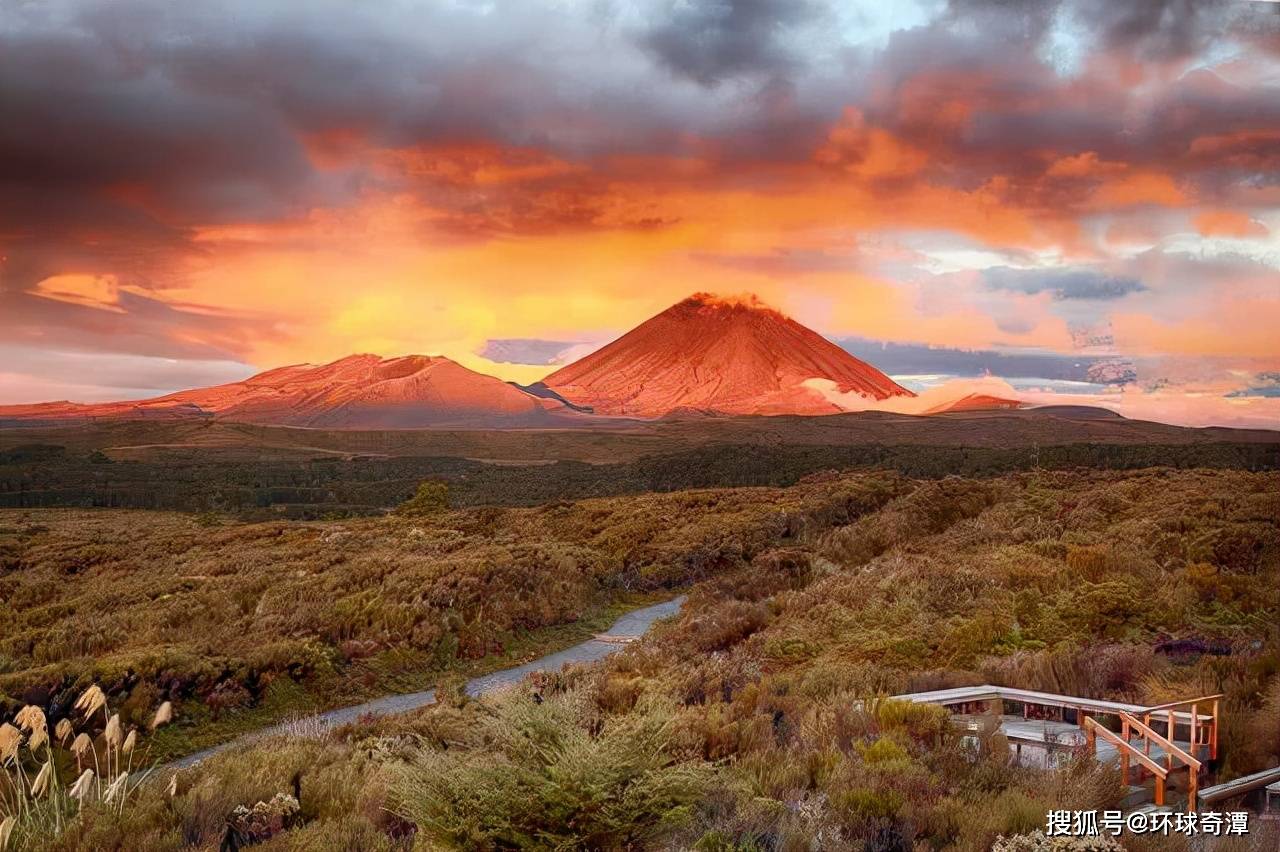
[[1, 293, 927, 427], [0, 354, 575, 429]]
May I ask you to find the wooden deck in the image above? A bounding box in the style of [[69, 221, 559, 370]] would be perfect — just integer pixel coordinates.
[[892, 683, 1223, 811], [952, 714, 1195, 768], [892, 684, 1208, 725]]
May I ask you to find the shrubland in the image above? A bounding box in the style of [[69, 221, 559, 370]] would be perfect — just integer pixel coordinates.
[[1, 467, 1276, 850], [0, 472, 906, 759]]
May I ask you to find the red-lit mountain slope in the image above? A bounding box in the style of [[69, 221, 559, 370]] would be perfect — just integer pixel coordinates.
[[541, 293, 913, 416], [0, 355, 572, 429]]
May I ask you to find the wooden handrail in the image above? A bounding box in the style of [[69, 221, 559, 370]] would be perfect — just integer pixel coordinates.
[[1083, 717, 1167, 777], [1120, 712, 1201, 771], [1138, 694, 1221, 762], [1140, 694, 1224, 715]]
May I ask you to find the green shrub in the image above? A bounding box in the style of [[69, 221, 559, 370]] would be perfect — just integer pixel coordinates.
[[396, 481, 450, 516], [392, 688, 711, 849]]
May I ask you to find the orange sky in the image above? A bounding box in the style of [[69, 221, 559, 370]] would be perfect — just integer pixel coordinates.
[[1, 0, 1278, 426]]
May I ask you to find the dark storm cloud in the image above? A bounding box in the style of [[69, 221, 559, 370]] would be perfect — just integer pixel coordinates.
[[860, 1, 1280, 209], [0, 0, 857, 331], [948, 0, 1279, 62], [982, 267, 1147, 301], [2, 0, 1277, 369], [4, 0, 1272, 269], [0, 1, 826, 256], [0, 35, 313, 221], [638, 0, 824, 86]]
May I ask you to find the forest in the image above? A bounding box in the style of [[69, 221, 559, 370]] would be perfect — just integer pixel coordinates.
[[1, 440, 1275, 517]]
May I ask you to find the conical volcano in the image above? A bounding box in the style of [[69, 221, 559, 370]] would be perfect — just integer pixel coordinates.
[[541, 293, 913, 416]]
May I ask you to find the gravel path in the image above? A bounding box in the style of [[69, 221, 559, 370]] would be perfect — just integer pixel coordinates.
[[165, 596, 686, 771]]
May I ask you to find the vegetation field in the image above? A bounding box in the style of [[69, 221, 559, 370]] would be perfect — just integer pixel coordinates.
[[2, 436, 1275, 517], [1, 467, 1277, 849], [0, 473, 907, 758]]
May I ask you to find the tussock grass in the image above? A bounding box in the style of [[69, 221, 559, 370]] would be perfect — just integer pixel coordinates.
[[1, 686, 171, 851]]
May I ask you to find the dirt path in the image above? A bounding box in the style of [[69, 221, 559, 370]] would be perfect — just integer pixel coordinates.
[[164, 596, 686, 771]]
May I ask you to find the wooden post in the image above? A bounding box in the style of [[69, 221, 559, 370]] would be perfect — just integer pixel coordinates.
[[1155, 776, 1165, 807], [1166, 711, 1175, 771], [1190, 704, 1198, 759], [1188, 767, 1197, 814], [1086, 724, 1096, 756], [1210, 698, 1219, 761], [1120, 718, 1130, 784]]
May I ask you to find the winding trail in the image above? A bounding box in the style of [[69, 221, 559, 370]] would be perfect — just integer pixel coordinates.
[[166, 596, 686, 771]]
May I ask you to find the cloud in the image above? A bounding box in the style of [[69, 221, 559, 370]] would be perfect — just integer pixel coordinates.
[[0, 0, 1276, 421], [0, 345, 254, 404], [951, 0, 1280, 65], [1194, 209, 1270, 238], [805, 370, 1280, 429], [638, 0, 825, 86], [3, 276, 287, 363], [479, 338, 583, 366], [1226, 371, 1280, 399], [803, 374, 1023, 415], [30, 274, 132, 313], [836, 336, 1135, 383], [692, 246, 863, 276], [982, 267, 1147, 301]]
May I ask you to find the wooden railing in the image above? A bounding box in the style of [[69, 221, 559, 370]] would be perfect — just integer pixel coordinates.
[[1083, 716, 1171, 806], [1084, 706, 1209, 812], [1120, 711, 1201, 807], [1137, 694, 1223, 761]]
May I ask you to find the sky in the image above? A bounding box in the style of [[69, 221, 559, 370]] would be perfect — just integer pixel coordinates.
[[2, 0, 1279, 427]]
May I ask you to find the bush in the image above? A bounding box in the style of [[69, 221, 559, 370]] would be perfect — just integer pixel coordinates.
[[392, 688, 711, 850], [396, 481, 450, 516]]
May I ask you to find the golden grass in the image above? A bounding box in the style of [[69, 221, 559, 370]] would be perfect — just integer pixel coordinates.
[[0, 685, 173, 850]]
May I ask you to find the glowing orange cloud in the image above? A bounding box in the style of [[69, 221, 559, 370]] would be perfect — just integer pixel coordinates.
[[1194, 209, 1269, 238], [30, 274, 132, 313], [1045, 152, 1126, 178], [816, 109, 929, 179], [149, 112, 1270, 390]]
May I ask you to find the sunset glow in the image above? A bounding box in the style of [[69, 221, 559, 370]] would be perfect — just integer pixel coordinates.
[[2, 0, 1279, 427]]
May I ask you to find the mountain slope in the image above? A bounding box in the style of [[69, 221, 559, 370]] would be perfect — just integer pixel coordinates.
[[0, 355, 574, 429], [925, 393, 1023, 415], [541, 293, 913, 416]]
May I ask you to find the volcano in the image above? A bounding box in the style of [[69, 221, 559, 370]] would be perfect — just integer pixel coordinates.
[[0, 355, 573, 429], [540, 293, 913, 416]]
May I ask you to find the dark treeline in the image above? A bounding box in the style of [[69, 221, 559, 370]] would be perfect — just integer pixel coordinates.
[[1, 440, 1276, 517]]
